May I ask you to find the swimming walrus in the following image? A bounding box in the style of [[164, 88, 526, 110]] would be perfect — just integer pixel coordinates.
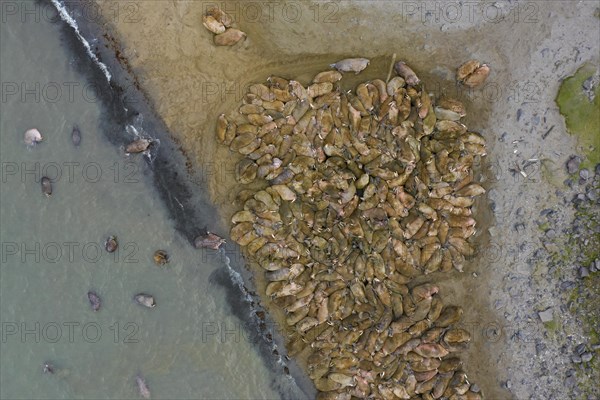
[[105, 236, 118, 253], [72, 125, 81, 146], [125, 139, 153, 154], [42, 362, 54, 374], [87, 291, 101, 312], [134, 293, 156, 308], [24, 128, 43, 146], [41, 177, 52, 197], [135, 374, 151, 399], [194, 231, 225, 250]]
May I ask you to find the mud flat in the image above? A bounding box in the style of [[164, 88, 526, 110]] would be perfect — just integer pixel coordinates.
[[67, 0, 599, 399]]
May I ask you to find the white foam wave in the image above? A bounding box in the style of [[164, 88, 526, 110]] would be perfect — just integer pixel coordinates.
[[50, 0, 111, 82]]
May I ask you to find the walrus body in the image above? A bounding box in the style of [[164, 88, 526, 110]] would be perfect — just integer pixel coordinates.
[[135, 375, 151, 399], [72, 125, 81, 146], [125, 139, 152, 154], [105, 236, 118, 253], [24, 128, 43, 146], [134, 294, 156, 308], [194, 232, 225, 250], [41, 177, 52, 197], [87, 291, 101, 312]]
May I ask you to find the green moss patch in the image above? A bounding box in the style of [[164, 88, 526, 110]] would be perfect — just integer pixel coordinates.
[[555, 64, 600, 168]]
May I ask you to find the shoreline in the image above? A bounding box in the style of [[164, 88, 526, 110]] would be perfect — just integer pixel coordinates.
[[51, 1, 315, 398]]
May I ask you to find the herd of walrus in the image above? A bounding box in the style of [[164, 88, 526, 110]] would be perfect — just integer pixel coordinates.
[[26, 125, 226, 399], [217, 51, 490, 399]]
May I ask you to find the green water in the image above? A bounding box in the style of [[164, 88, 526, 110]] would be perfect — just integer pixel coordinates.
[[0, 4, 291, 399]]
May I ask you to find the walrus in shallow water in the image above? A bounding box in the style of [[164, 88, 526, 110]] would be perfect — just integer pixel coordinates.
[[87, 291, 101, 312], [41, 177, 52, 197], [42, 362, 54, 374], [24, 128, 43, 146], [135, 374, 151, 399], [72, 125, 81, 146], [125, 139, 153, 154], [104, 236, 118, 253], [153, 250, 169, 266], [134, 293, 156, 308], [194, 231, 225, 250]]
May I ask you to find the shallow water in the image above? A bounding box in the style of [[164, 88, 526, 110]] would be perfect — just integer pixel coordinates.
[[0, 6, 287, 400]]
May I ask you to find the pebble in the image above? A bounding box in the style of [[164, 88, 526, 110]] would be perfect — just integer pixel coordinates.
[[470, 383, 481, 393], [595, 163, 600, 177], [516, 207, 525, 217], [579, 168, 589, 180], [503, 380, 512, 390], [566, 155, 581, 174], [564, 376, 576, 387], [581, 352, 593, 362], [538, 308, 554, 322], [586, 188, 598, 201], [579, 267, 589, 278], [545, 229, 556, 239], [536, 342, 547, 354], [575, 343, 586, 355], [571, 354, 582, 363], [560, 281, 575, 290], [515, 222, 526, 233]]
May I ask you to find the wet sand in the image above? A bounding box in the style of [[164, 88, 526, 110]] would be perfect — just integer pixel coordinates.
[[68, 1, 600, 399]]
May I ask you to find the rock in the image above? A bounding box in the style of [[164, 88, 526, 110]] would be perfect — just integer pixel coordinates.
[[595, 163, 600, 177], [538, 308, 554, 322], [582, 76, 594, 91], [564, 376, 576, 387], [503, 380, 512, 390], [560, 281, 575, 290], [586, 188, 598, 201], [579, 168, 589, 180], [579, 266, 589, 278], [470, 383, 481, 393], [575, 344, 586, 355], [581, 352, 593, 362], [545, 229, 556, 239], [572, 354, 582, 363], [566, 155, 581, 174], [536, 342, 547, 354]]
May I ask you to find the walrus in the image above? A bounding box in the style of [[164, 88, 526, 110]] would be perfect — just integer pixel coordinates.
[[72, 125, 81, 146], [135, 374, 151, 399], [125, 139, 153, 154], [153, 250, 169, 266], [24, 128, 43, 146], [330, 58, 370, 74], [41, 177, 52, 197], [194, 231, 225, 250], [43, 362, 54, 374], [87, 291, 101, 312], [105, 236, 118, 253], [134, 294, 156, 308]]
